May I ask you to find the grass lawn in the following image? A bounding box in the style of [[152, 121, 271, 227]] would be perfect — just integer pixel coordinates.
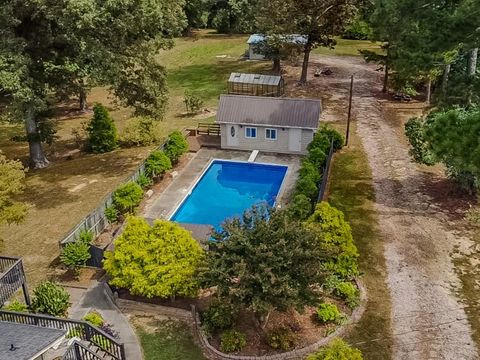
[[0, 29, 380, 289], [135, 318, 205, 360], [0, 31, 266, 285], [313, 37, 382, 57], [327, 123, 393, 360]]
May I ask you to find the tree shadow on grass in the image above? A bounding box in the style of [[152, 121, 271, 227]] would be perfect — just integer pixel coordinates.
[[18, 148, 148, 210]]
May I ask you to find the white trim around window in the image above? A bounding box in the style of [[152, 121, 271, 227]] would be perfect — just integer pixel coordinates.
[[245, 127, 257, 138], [265, 128, 277, 140]]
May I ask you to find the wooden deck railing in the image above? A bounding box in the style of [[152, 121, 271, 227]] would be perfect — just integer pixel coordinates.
[[0, 256, 30, 306], [197, 123, 220, 136], [0, 310, 125, 360]]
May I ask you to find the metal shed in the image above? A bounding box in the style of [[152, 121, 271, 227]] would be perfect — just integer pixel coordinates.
[[228, 73, 285, 97]]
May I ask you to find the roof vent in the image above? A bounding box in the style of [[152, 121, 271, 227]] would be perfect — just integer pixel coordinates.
[[234, 74, 241, 78], [254, 75, 261, 80]]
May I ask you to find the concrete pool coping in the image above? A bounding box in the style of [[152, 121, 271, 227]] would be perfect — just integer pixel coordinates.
[[169, 158, 290, 222], [142, 148, 302, 224]]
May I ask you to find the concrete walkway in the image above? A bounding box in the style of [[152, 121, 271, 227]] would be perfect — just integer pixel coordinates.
[[70, 281, 143, 360], [143, 148, 301, 220]]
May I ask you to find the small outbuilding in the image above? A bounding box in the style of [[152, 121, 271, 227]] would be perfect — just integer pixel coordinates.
[[247, 34, 308, 60], [228, 73, 285, 97], [217, 95, 321, 155]]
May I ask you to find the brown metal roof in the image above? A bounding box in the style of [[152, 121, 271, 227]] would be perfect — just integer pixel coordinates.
[[228, 73, 282, 86], [216, 95, 321, 129]]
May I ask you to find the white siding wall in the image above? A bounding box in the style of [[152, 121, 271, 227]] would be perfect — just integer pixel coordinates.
[[220, 124, 313, 154], [249, 45, 266, 60]]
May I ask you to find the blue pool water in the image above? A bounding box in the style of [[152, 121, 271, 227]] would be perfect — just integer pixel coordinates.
[[171, 160, 288, 229]]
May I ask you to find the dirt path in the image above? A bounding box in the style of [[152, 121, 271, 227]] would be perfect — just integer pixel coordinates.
[[306, 55, 478, 360]]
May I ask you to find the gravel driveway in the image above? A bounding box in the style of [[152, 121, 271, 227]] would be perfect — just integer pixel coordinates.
[[309, 55, 478, 360]]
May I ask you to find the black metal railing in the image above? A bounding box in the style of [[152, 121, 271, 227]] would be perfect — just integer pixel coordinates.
[[0, 311, 125, 360], [317, 139, 335, 203], [63, 341, 105, 360], [0, 256, 30, 306]]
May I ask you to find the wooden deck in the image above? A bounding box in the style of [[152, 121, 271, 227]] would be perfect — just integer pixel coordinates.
[[187, 135, 221, 153]]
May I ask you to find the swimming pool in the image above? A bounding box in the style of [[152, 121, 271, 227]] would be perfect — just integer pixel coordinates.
[[171, 160, 288, 229]]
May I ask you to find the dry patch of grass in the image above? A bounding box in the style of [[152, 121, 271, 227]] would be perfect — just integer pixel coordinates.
[[0, 31, 271, 285], [133, 317, 205, 360], [327, 123, 393, 360]]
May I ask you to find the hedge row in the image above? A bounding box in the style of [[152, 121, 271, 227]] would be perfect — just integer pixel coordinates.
[[289, 126, 344, 219]]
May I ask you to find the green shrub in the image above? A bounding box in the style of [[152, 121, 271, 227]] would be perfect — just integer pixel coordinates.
[[31, 281, 70, 317], [308, 127, 344, 157], [334, 282, 360, 309], [104, 205, 119, 224], [220, 329, 247, 353], [60, 241, 91, 270], [3, 300, 29, 312], [136, 174, 153, 189], [307, 338, 363, 360], [78, 229, 93, 244], [308, 147, 328, 169], [266, 327, 296, 350], [343, 17, 372, 40], [201, 300, 238, 335], [318, 126, 344, 151], [405, 117, 436, 165], [120, 117, 157, 147], [86, 103, 118, 153], [144, 150, 172, 179], [308, 132, 331, 154], [112, 182, 144, 214], [184, 90, 204, 113], [306, 202, 359, 279], [104, 217, 205, 298], [288, 194, 313, 220], [164, 131, 188, 163], [323, 275, 342, 293], [316, 303, 345, 325], [295, 175, 318, 200], [299, 160, 321, 183], [83, 311, 104, 327]]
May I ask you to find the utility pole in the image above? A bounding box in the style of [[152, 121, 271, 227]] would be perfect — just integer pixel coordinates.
[[345, 75, 354, 146]]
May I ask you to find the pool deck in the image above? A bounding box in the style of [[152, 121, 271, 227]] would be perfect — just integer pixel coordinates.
[[143, 148, 301, 222]]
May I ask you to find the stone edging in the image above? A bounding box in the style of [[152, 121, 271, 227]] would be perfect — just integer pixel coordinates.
[[103, 279, 367, 360], [191, 279, 367, 360]]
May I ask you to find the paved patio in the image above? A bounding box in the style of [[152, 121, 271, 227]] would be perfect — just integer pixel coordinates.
[[143, 148, 301, 221]]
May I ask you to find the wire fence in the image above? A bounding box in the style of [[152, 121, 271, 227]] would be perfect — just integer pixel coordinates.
[[317, 139, 335, 203], [59, 129, 189, 247]]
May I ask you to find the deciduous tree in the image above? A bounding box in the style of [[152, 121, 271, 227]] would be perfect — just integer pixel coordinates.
[[293, 0, 355, 83], [0, 0, 185, 168], [202, 207, 328, 327]]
